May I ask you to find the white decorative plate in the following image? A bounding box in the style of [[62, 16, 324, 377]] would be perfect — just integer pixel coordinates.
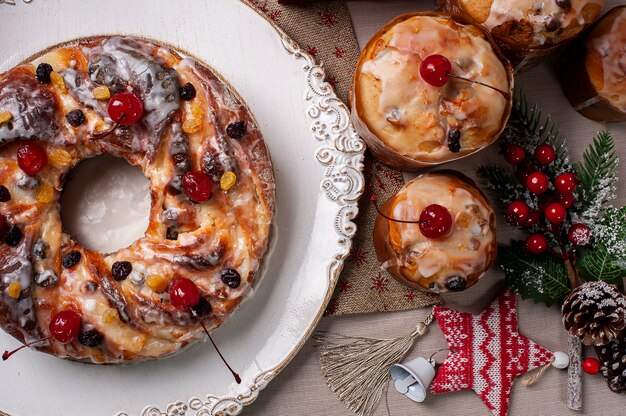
[[0, 1, 365, 415]]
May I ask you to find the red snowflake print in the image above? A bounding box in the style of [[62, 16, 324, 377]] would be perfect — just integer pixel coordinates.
[[319, 7, 338, 29], [307, 46, 320, 58], [250, 1, 281, 21], [325, 301, 339, 316], [333, 47, 345, 58], [370, 272, 390, 295], [326, 76, 338, 89], [338, 280, 352, 293], [405, 289, 416, 302], [347, 247, 368, 267], [267, 10, 282, 21]]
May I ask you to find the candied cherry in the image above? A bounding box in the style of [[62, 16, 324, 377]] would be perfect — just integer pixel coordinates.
[[169, 277, 201, 309], [568, 223, 591, 246], [534, 144, 556, 165], [525, 234, 548, 254], [419, 204, 452, 239], [554, 173, 577, 194], [182, 170, 213, 203], [545, 203, 567, 224], [107, 92, 144, 125], [506, 200, 530, 224], [505, 144, 526, 165], [526, 172, 549, 195], [419, 54, 452, 87], [17, 143, 48, 175]]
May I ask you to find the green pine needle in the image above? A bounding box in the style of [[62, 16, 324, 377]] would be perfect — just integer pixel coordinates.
[[499, 240, 571, 306]]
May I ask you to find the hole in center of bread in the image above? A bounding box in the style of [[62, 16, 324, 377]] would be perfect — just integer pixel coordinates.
[[60, 155, 150, 253]]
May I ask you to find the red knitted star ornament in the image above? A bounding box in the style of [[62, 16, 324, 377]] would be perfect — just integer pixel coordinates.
[[429, 289, 553, 416]]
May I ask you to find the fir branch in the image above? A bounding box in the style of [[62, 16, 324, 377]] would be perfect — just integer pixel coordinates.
[[573, 131, 618, 225], [577, 206, 626, 284], [476, 165, 526, 209], [499, 240, 571, 306]]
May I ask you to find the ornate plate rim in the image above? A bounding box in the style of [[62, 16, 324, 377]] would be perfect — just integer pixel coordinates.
[[0, 1, 365, 415]]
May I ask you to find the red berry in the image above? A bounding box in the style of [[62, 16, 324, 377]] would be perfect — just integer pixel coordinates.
[[49, 310, 81, 344], [107, 92, 144, 125], [526, 172, 549, 194], [419, 54, 452, 87], [182, 170, 212, 203], [521, 210, 541, 227], [582, 357, 601, 375], [505, 144, 526, 165], [525, 234, 548, 254], [534, 144, 556, 165], [554, 173, 577, 194], [169, 277, 200, 309], [568, 223, 591, 246], [545, 202, 567, 224], [418, 204, 452, 239], [516, 168, 531, 185], [506, 200, 530, 223], [557, 192, 575, 209], [17, 142, 48, 175]]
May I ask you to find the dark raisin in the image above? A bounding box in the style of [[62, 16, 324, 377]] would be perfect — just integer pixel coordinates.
[[16, 175, 39, 190], [545, 17, 561, 32], [191, 297, 212, 317], [445, 275, 467, 292], [220, 268, 241, 288], [0, 185, 10, 202], [202, 151, 224, 181], [34, 270, 58, 287], [556, 0, 571, 9], [447, 129, 461, 153], [65, 109, 86, 127], [18, 287, 31, 301], [35, 63, 53, 83], [24, 320, 37, 331], [226, 121, 247, 139], [83, 281, 98, 293], [166, 227, 179, 240], [33, 240, 47, 259], [78, 330, 104, 347], [179, 83, 197, 101], [62, 250, 81, 269], [111, 261, 132, 281], [4, 225, 22, 246]]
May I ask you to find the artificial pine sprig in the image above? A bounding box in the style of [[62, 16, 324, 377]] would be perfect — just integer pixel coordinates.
[[478, 92, 622, 306]]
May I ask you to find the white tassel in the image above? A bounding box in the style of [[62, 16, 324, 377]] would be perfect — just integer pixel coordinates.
[[314, 311, 434, 416]]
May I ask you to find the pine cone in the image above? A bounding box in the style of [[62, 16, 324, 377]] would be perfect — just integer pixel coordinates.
[[562, 281, 626, 346], [596, 333, 626, 394]]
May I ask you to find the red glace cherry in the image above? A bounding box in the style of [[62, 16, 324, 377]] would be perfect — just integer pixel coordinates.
[[525, 234, 548, 254], [582, 357, 601, 375], [17, 142, 48, 175], [169, 278, 241, 384], [182, 170, 213, 203], [107, 92, 144, 125], [568, 223, 591, 246], [418, 204, 452, 239], [534, 144, 556, 165], [545, 202, 567, 224], [419, 54, 510, 98], [505, 144, 526, 165], [526, 172, 549, 195], [3, 310, 81, 361], [506, 200, 530, 224], [557, 192, 575, 209], [554, 173, 577, 194]]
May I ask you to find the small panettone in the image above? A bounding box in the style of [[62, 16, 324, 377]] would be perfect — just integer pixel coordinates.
[[562, 281, 626, 346]]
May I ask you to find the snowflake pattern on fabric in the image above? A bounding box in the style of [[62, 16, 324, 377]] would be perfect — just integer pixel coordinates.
[[430, 290, 553, 416]]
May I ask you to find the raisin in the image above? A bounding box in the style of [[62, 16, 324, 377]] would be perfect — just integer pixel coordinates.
[[34, 270, 58, 287], [62, 250, 81, 269], [191, 297, 212, 317], [111, 261, 132, 281], [4, 225, 22, 246], [556, 0, 571, 9], [65, 109, 86, 127], [179, 83, 197, 101], [78, 330, 104, 347], [447, 129, 461, 153], [0, 185, 10, 202], [226, 120, 246, 139], [445, 275, 467, 292], [16, 175, 40, 190], [36, 63, 53, 83], [33, 240, 47, 259], [202, 151, 224, 181], [83, 281, 98, 293], [545, 17, 561, 32], [166, 227, 179, 240], [220, 268, 241, 288]]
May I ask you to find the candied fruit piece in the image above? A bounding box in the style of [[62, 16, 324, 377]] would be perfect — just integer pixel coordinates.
[[35, 183, 55, 203], [102, 308, 120, 325], [92, 85, 111, 100], [182, 118, 202, 134], [418, 141, 441, 152], [0, 111, 13, 125], [220, 171, 237, 191], [7, 281, 21, 299], [146, 274, 168, 293], [49, 148, 73, 168], [50, 72, 66, 93], [455, 212, 472, 228]]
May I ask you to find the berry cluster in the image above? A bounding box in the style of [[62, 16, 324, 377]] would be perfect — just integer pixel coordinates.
[[503, 143, 590, 257]]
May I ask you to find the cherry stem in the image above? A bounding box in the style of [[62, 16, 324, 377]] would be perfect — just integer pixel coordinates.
[[370, 195, 426, 225], [445, 73, 510, 100], [90, 113, 125, 141], [191, 309, 241, 384], [3, 336, 51, 361]]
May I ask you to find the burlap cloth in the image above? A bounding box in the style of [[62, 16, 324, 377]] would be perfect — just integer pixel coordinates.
[[247, 0, 441, 315]]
